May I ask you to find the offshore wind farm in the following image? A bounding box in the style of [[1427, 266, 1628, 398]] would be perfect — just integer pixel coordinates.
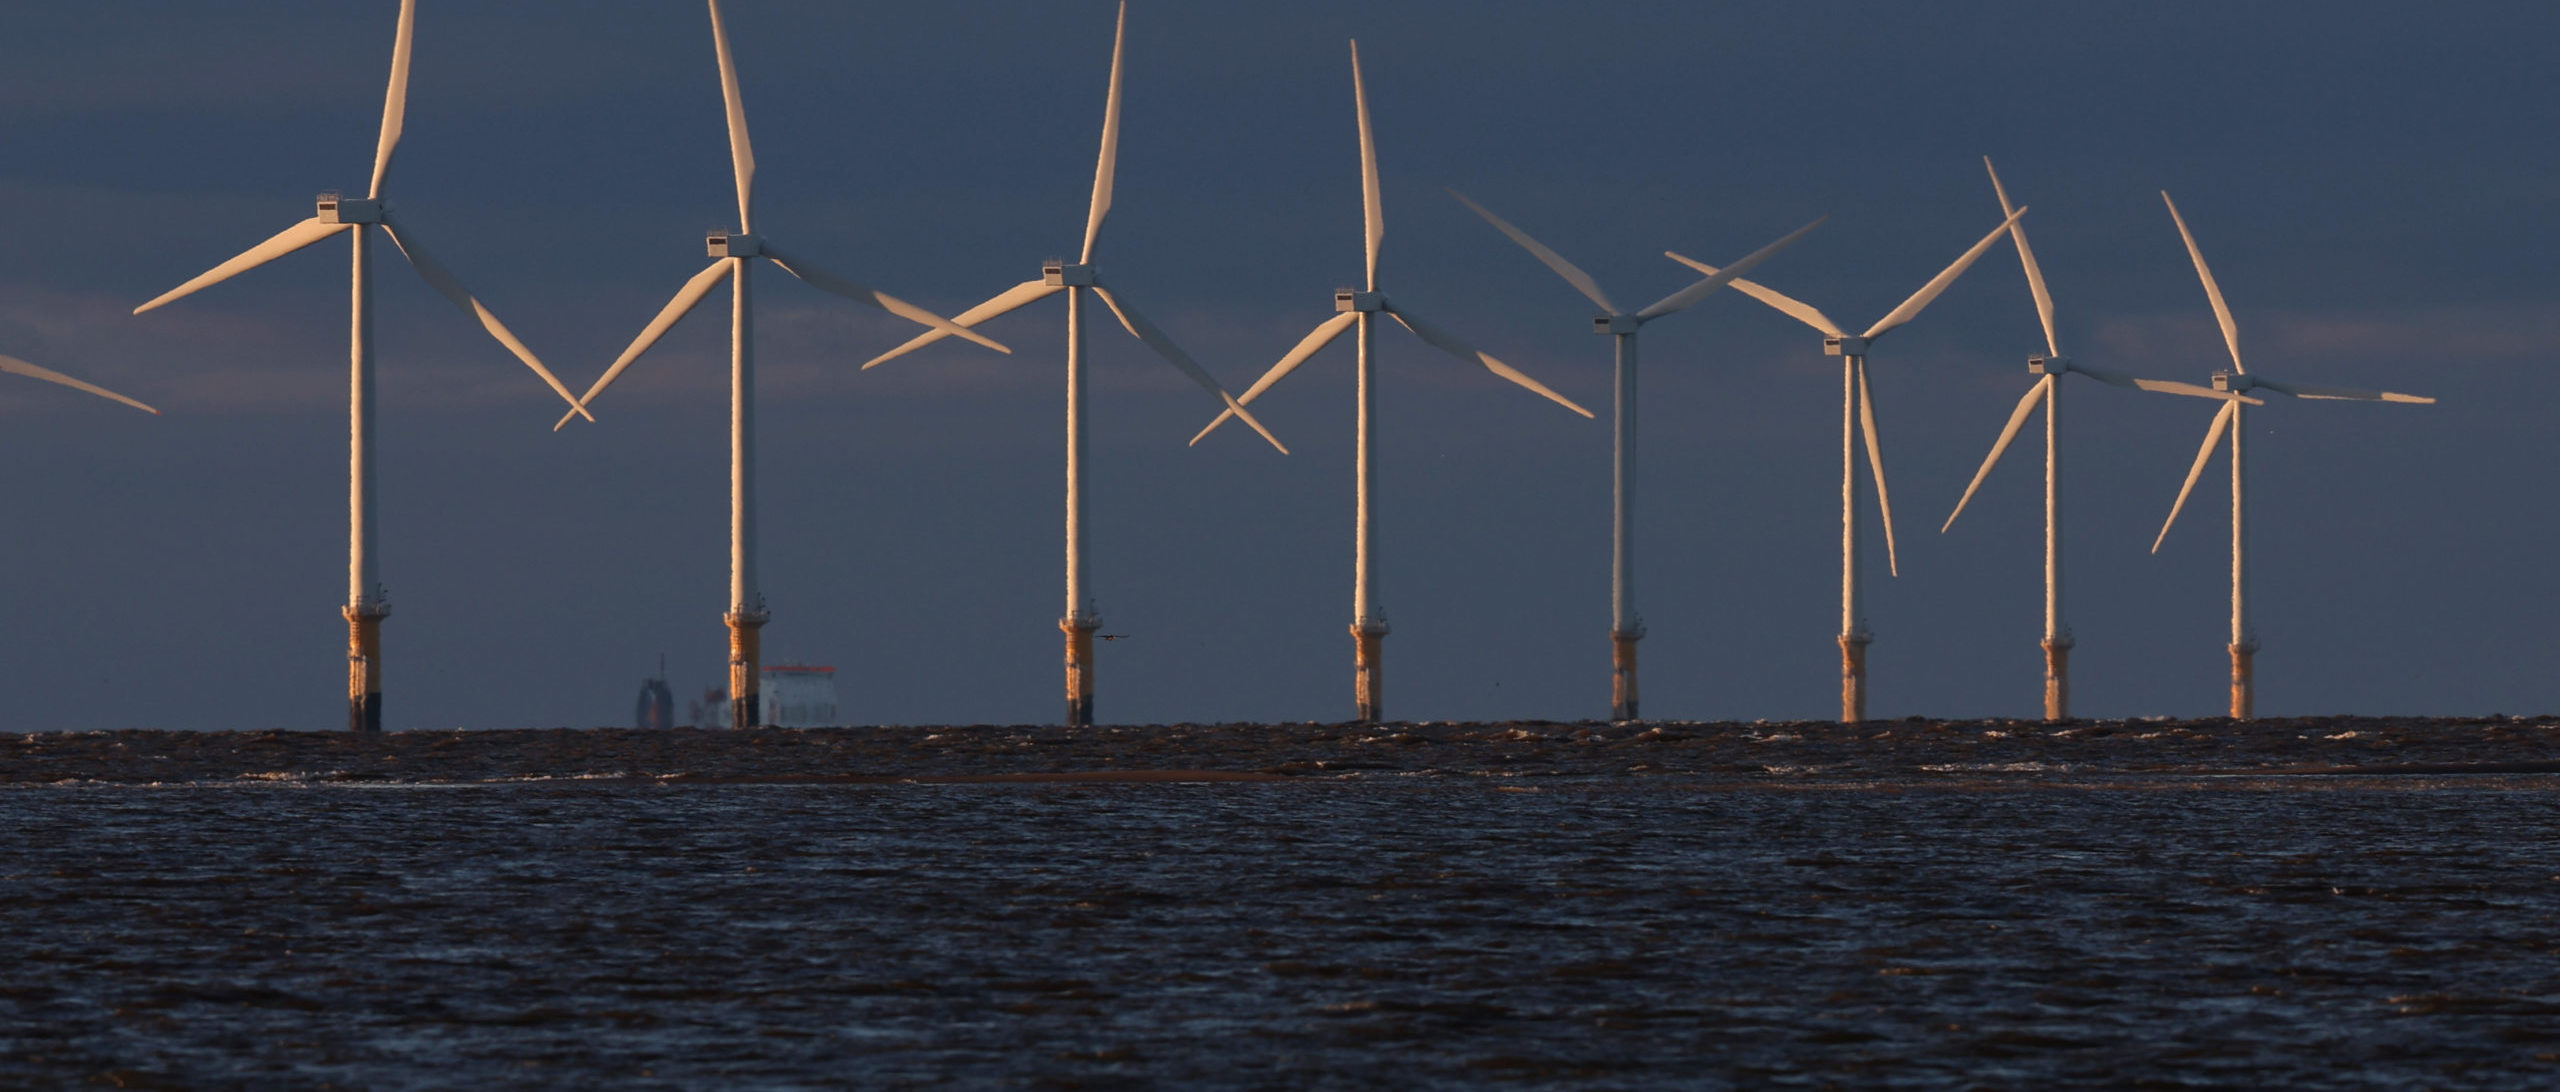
[[0, 1, 2553, 1086]]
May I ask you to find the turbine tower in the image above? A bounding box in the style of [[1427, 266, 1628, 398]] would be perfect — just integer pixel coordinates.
[[1670, 206, 2025, 723], [860, 3, 1287, 728], [133, 0, 585, 733], [1448, 190, 1823, 722], [1196, 41, 1595, 723], [1940, 158, 2254, 722], [2149, 190, 2433, 720], [559, 0, 1009, 730]]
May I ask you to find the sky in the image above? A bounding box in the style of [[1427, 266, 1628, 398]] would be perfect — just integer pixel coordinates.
[[0, 0, 2552, 731]]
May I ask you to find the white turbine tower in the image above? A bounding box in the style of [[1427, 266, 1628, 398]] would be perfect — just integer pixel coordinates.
[[1195, 41, 1595, 723], [558, 0, 1010, 730], [1447, 190, 1824, 721], [133, 0, 585, 734], [859, 3, 1286, 728], [2149, 190, 2433, 720], [1670, 206, 2026, 723], [1940, 158, 2255, 722]]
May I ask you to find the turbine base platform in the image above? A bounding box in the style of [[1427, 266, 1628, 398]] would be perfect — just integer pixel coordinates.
[[1063, 617, 1100, 728]]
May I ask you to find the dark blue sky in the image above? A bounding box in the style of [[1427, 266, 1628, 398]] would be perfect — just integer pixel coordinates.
[[0, 1, 2550, 729]]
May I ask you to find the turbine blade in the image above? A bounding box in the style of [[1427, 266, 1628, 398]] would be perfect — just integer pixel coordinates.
[[1664, 251, 1844, 337], [1446, 189, 1615, 314], [2067, 360, 2140, 389], [760, 244, 1009, 355], [2252, 377, 2434, 404], [1943, 375, 2049, 533], [708, 0, 756, 232], [1858, 359, 1899, 576], [557, 259, 734, 430], [1639, 217, 1827, 321], [1386, 304, 1593, 418], [2161, 191, 2242, 374], [379, 214, 587, 418], [1350, 40, 1384, 291], [1093, 284, 1287, 454], [134, 218, 346, 315], [368, 0, 416, 200], [0, 354, 158, 415], [2133, 377, 2262, 404], [1861, 205, 2028, 341], [1192, 312, 1354, 445], [860, 279, 1060, 370], [2153, 399, 2238, 553], [1984, 157, 2057, 358], [1080, 2, 1127, 265]]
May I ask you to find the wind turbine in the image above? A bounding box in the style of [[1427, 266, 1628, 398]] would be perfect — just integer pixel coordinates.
[[1447, 190, 1824, 721], [133, 0, 585, 733], [1670, 205, 2026, 723], [1940, 158, 2255, 722], [859, 3, 1287, 728], [557, 0, 1009, 730], [1195, 41, 1595, 723], [2149, 190, 2432, 720]]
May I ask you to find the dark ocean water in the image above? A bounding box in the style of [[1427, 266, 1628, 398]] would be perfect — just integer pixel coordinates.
[[4, 779, 2558, 1088]]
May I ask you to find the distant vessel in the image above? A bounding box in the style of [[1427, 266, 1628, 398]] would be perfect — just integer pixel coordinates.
[[760, 665, 838, 728], [634, 655, 675, 730], [683, 665, 837, 728]]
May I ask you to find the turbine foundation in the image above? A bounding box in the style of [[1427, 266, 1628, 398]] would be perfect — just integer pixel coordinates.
[[343, 603, 388, 734], [2229, 642, 2256, 720], [727, 610, 766, 730], [1838, 632, 1871, 724], [1353, 625, 1386, 723], [1610, 630, 1640, 722], [2042, 637, 2073, 722], [1063, 617, 1098, 727]]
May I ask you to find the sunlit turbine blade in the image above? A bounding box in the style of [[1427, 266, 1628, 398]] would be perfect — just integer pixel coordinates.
[[556, 259, 734, 430], [1943, 374, 2049, 533], [1092, 284, 1287, 454], [2251, 377, 2434, 404], [1192, 312, 1354, 445], [1858, 359, 1899, 577], [1861, 206, 2027, 342], [760, 244, 1009, 355], [1387, 304, 1593, 418], [1350, 40, 1384, 292], [379, 214, 587, 418], [1638, 217, 1827, 321], [368, 0, 416, 200], [134, 217, 346, 315], [1984, 157, 2057, 358], [2133, 377, 2261, 404], [1080, 1, 1127, 265], [0, 354, 158, 415], [1446, 189, 1616, 314], [1664, 251, 1844, 337], [860, 280, 1059, 370], [707, 0, 756, 232], [2068, 360, 2140, 389], [2161, 191, 2242, 374], [2153, 399, 2238, 553]]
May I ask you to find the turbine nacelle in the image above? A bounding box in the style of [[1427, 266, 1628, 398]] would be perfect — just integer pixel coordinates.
[[1042, 261, 1098, 287], [2028, 354, 2073, 376], [1593, 313, 1640, 335], [318, 192, 384, 225], [1824, 335, 1870, 356], [707, 231, 763, 259], [1336, 290, 1386, 313], [2212, 371, 2252, 393]]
